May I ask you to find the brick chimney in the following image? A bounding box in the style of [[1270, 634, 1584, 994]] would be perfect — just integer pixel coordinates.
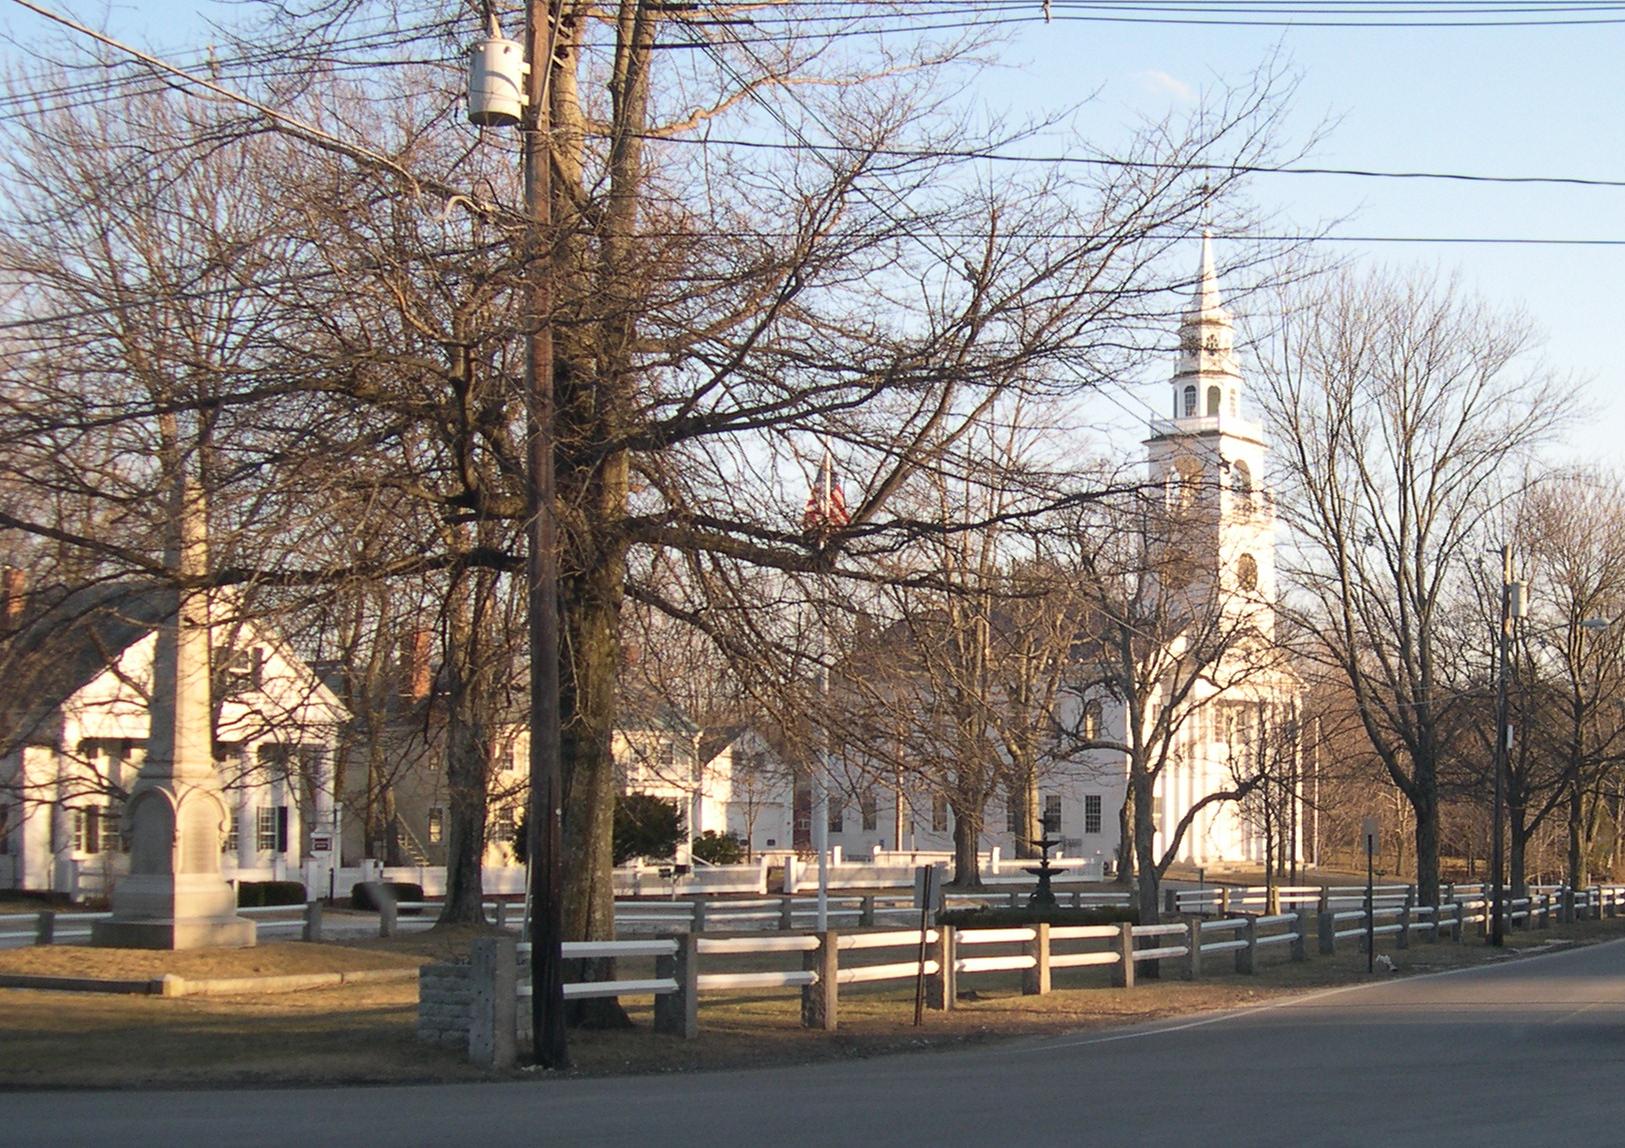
[[401, 627, 432, 703]]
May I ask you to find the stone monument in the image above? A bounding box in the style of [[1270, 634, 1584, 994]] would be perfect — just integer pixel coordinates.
[[93, 477, 255, 950]]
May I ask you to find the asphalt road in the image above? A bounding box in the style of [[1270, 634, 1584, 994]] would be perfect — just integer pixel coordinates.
[[12, 939, 1625, 1147]]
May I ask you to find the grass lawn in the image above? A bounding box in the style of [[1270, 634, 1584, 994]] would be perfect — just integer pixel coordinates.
[[0, 914, 1620, 1089]]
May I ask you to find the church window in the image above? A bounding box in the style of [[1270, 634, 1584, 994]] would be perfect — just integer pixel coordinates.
[[1173, 457, 1202, 509], [828, 798, 843, 834], [1182, 385, 1197, 417], [1084, 794, 1103, 835], [1043, 795, 1062, 833], [1236, 553, 1259, 592], [1206, 385, 1221, 416], [1231, 459, 1253, 500], [861, 791, 878, 832], [1006, 795, 1021, 833]]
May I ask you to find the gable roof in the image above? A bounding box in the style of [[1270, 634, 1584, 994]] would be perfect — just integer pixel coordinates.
[[0, 580, 178, 751]]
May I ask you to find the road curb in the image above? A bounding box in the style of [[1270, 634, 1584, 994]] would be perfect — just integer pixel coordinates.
[[0, 966, 419, 996]]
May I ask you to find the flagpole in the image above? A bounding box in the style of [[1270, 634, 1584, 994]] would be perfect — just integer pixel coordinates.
[[815, 448, 831, 932]]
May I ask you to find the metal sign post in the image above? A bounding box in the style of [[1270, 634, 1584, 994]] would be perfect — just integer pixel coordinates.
[[1362, 816, 1379, 974]]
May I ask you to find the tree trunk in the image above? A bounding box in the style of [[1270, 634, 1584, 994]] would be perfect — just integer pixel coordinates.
[[1411, 789, 1441, 906], [1509, 802, 1530, 900], [950, 801, 983, 887], [1015, 765, 1040, 860], [559, 543, 631, 1028], [441, 566, 500, 925], [1117, 787, 1135, 887], [1132, 773, 1160, 927], [1568, 780, 1585, 890]]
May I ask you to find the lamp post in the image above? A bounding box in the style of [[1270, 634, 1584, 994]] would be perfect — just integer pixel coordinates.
[[1490, 545, 1527, 948]]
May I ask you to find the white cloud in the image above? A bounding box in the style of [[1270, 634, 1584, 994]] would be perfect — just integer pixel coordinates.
[[1135, 69, 1197, 104]]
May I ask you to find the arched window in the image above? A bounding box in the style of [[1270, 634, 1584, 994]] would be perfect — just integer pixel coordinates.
[[1231, 459, 1253, 500], [1173, 457, 1202, 509], [1182, 385, 1197, 417], [1236, 553, 1259, 592], [1206, 385, 1221, 416]]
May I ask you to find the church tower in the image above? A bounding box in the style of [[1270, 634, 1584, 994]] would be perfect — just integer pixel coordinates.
[[1143, 233, 1276, 634]]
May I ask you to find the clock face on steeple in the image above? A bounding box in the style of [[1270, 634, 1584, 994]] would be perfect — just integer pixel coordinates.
[[1205, 333, 1221, 353]]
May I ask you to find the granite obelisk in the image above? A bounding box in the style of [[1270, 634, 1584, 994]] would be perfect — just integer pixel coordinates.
[[93, 475, 255, 949]]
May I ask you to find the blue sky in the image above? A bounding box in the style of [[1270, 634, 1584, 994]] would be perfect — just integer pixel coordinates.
[[1002, 15, 1625, 462], [12, 3, 1624, 461]]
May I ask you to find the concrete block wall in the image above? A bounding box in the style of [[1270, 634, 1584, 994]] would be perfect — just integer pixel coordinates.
[[417, 964, 471, 1048], [417, 959, 533, 1049]]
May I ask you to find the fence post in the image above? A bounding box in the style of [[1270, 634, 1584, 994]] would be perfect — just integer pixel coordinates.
[[654, 932, 699, 1039], [1008, 890, 1022, 909], [1110, 922, 1136, 989], [1317, 888, 1329, 916], [1186, 918, 1203, 980], [494, 901, 509, 930], [1449, 901, 1463, 943], [1538, 893, 1550, 929], [860, 896, 876, 927], [779, 896, 795, 931], [302, 899, 323, 943], [1560, 886, 1575, 924], [1318, 909, 1336, 956], [800, 930, 839, 1031], [1164, 887, 1179, 916], [34, 910, 54, 946], [690, 894, 708, 934], [1609, 888, 1620, 919], [928, 926, 956, 1010], [1591, 886, 1604, 920], [467, 936, 517, 1069], [1219, 888, 1231, 917], [1022, 923, 1051, 996], [1291, 909, 1308, 962], [1235, 916, 1257, 974], [379, 896, 398, 939], [1396, 904, 1410, 950]]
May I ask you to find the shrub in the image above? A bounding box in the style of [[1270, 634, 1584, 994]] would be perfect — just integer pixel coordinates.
[[236, 880, 308, 908], [350, 880, 427, 914], [613, 793, 684, 865], [691, 830, 746, 866]]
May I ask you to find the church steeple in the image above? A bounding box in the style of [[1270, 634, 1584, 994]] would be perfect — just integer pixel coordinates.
[[1144, 231, 1275, 628], [1171, 231, 1242, 421]]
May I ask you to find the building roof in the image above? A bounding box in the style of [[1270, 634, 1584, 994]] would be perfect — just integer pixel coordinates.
[[0, 580, 178, 751]]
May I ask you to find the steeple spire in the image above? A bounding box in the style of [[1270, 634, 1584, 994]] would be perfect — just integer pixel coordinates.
[[1170, 230, 1240, 419], [1190, 229, 1225, 322]]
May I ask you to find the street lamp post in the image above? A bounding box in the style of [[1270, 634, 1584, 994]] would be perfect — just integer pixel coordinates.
[[1490, 545, 1527, 948]]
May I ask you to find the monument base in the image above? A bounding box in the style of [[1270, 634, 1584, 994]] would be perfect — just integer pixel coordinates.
[[91, 915, 257, 950]]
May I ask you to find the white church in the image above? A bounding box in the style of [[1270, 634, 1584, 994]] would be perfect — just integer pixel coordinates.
[[807, 235, 1304, 872]]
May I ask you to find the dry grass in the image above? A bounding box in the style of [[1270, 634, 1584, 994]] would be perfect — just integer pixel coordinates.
[[0, 914, 1620, 1088], [0, 941, 426, 982]]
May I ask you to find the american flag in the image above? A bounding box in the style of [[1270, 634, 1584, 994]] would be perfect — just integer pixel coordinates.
[[802, 450, 849, 535]]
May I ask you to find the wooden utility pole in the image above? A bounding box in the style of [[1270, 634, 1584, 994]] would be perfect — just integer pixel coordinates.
[[523, 0, 567, 1069]]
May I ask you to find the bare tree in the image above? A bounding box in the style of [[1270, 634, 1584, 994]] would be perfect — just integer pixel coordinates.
[[1255, 268, 1569, 905], [1055, 486, 1287, 924]]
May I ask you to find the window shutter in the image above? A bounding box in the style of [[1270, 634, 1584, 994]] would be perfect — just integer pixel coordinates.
[[275, 805, 289, 853]]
